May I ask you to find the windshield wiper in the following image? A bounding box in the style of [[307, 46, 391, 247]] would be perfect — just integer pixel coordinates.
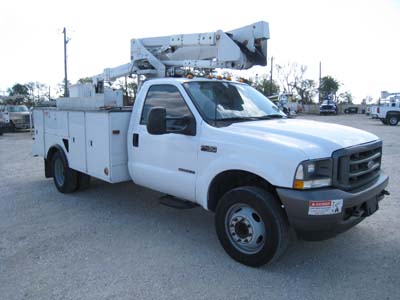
[[214, 114, 285, 124], [215, 117, 258, 122], [252, 114, 285, 120]]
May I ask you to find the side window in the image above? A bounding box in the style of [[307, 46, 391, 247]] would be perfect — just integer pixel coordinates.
[[140, 85, 193, 130]]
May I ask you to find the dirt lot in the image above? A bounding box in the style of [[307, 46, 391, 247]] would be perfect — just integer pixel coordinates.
[[0, 114, 399, 300]]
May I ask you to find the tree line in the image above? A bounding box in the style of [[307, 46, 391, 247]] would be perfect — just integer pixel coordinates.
[[2, 62, 353, 105], [253, 62, 353, 104]]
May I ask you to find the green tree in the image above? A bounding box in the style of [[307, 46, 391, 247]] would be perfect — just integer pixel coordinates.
[[255, 78, 280, 97], [294, 79, 317, 104], [77, 77, 93, 84], [7, 83, 29, 97], [319, 76, 340, 101], [338, 91, 353, 104]]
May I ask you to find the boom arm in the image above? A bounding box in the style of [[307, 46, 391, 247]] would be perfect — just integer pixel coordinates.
[[92, 21, 269, 84]]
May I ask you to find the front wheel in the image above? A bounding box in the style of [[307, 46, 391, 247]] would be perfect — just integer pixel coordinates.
[[215, 186, 289, 267]]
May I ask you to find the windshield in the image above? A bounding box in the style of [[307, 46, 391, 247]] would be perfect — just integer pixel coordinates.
[[8, 105, 28, 112], [321, 100, 335, 106], [183, 81, 285, 125]]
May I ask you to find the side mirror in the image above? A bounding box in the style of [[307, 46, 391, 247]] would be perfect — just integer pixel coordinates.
[[147, 107, 167, 135]]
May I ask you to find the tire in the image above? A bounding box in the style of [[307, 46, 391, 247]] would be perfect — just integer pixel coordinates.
[[52, 151, 78, 193], [215, 186, 289, 267], [9, 121, 16, 132], [76, 172, 91, 191], [387, 115, 399, 126]]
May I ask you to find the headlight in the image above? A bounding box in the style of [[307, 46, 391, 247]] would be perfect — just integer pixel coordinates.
[[293, 159, 332, 189]]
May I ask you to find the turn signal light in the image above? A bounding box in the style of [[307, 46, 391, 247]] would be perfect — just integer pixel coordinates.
[[294, 180, 304, 189]]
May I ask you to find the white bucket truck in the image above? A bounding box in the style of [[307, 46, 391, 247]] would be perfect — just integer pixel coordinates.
[[33, 21, 389, 267]]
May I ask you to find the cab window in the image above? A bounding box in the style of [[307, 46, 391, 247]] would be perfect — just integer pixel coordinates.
[[140, 84, 194, 131]]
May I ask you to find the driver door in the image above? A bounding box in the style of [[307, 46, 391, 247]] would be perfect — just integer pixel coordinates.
[[131, 84, 198, 202]]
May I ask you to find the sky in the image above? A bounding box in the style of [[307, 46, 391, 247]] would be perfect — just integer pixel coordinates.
[[0, 0, 399, 103]]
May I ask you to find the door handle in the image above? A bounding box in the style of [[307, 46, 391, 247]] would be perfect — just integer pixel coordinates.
[[133, 133, 139, 147]]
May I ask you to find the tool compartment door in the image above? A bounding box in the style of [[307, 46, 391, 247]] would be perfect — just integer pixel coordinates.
[[32, 110, 45, 157], [68, 111, 87, 173], [85, 112, 111, 181]]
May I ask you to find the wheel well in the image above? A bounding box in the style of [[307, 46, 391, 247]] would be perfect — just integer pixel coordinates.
[[207, 170, 278, 212], [387, 112, 400, 117]]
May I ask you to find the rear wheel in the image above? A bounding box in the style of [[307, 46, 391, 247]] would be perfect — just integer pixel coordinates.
[[387, 115, 399, 126], [52, 151, 78, 193], [215, 186, 289, 267]]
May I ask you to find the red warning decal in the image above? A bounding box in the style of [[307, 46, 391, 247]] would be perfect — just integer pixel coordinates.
[[309, 201, 331, 207]]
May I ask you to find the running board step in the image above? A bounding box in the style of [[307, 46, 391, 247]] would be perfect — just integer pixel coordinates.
[[159, 195, 198, 209]]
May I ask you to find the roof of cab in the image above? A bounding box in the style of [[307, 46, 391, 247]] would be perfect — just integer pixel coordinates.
[[145, 77, 245, 85]]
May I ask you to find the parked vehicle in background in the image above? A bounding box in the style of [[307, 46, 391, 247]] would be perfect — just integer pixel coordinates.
[[377, 97, 400, 126], [344, 107, 358, 114], [0, 118, 7, 135], [0, 105, 31, 131], [370, 105, 379, 119], [0, 105, 10, 134], [319, 100, 337, 115]]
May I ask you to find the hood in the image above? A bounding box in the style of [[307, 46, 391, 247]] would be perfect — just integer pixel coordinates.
[[9, 111, 30, 118], [222, 118, 379, 159]]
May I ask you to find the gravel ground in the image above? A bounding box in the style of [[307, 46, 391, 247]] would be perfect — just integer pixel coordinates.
[[0, 114, 399, 300]]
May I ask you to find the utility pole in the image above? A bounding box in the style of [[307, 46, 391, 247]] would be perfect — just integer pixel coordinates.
[[269, 56, 274, 96], [318, 61, 322, 103], [63, 27, 70, 97]]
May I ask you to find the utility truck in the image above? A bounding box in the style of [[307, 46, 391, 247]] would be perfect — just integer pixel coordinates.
[[377, 96, 400, 125], [32, 21, 389, 267]]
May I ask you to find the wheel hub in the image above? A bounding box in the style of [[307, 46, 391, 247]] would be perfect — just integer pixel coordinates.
[[230, 217, 253, 241], [54, 158, 65, 186], [226, 204, 266, 254]]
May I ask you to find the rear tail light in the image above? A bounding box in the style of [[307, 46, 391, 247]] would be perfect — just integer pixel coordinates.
[[377, 107, 380, 113]]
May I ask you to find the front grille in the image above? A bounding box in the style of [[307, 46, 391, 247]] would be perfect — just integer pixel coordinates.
[[24, 115, 30, 124], [332, 141, 382, 190]]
